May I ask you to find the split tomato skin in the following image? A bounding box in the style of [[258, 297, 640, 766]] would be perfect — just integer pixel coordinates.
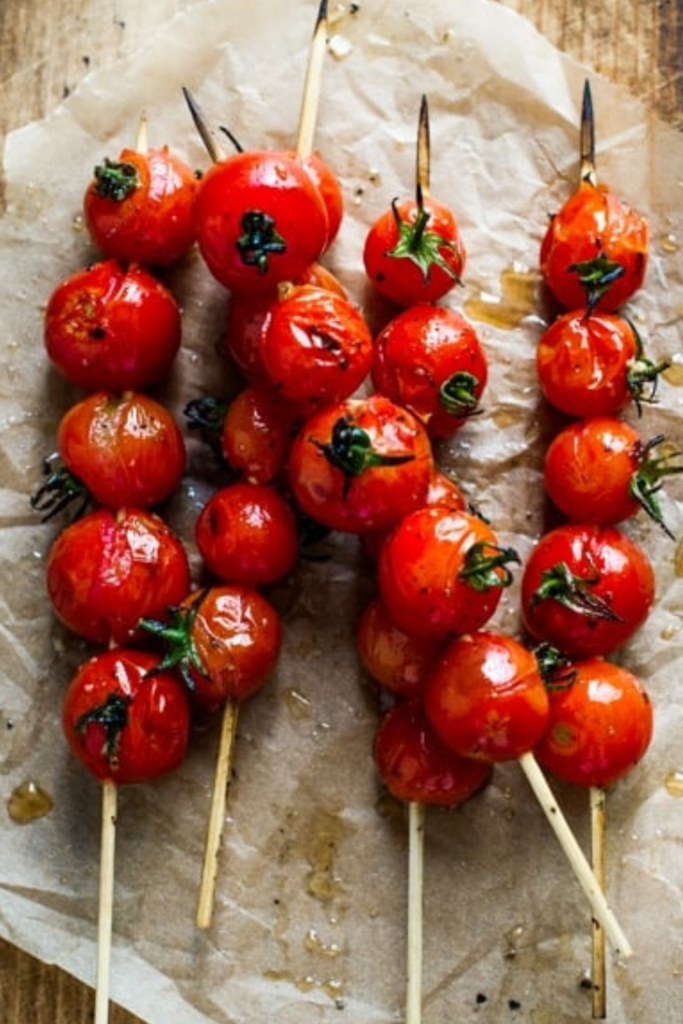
[[356, 596, 444, 699], [520, 523, 656, 659], [194, 150, 330, 294], [374, 699, 492, 806], [371, 303, 488, 439], [57, 391, 186, 509], [44, 259, 182, 392], [83, 145, 198, 267], [540, 181, 648, 312], [62, 648, 190, 784], [287, 394, 434, 534], [534, 658, 653, 788], [424, 630, 550, 762], [46, 508, 190, 646]]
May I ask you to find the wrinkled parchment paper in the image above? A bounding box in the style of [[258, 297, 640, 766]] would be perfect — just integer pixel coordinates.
[[2, 2, 683, 1022]]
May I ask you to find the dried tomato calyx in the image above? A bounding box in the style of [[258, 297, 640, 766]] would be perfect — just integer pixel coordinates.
[[439, 371, 482, 418], [93, 158, 140, 202], [531, 561, 623, 622], [386, 192, 462, 284], [76, 693, 131, 768], [30, 457, 90, 523], [236, 211, 287, 273], [458, 541, 520, 592], [139, 600, 206, 692], [183, 396, 229, 459], [630, 434, 683, 540], [532, 641, 577, 692], [568, 250, 625, 313], [315, 415, 415, 482]]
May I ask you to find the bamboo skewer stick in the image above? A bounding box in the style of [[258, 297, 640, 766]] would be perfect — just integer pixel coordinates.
[[406, 800, 425, 1024], [590, 785, 607, 1018], [295, 0, 329, 160], [94, 779, 117, 1024], [579, 79, 597, 187]]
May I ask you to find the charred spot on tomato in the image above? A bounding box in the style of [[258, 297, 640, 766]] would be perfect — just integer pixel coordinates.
[[75, 692, 131, 768], [89, 325, 108, 340], [236, 211, 287, 274], [93, 158, 140, 202]]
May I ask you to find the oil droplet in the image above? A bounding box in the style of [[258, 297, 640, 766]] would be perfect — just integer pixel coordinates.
[[663, 360, 683, 387], [282, 687, 313, 720], [304, 811, 349, 902], [664, 770, 683, 797], [8, 780, 53, 824], [661, 621, 681, 640], [492, 407, 521, 430], [465, 264, 541, 330], [304, 927, 341, 958], [674, 538, 683, 578], [660, 233, 680, 254]]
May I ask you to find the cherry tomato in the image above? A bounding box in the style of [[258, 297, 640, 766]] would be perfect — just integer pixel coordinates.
[[141, 585, 282, 713], [363, 194, 466, 306], [259, 284, 373, 414], [356, 596, 444, 699], [195, 481, 299, 586], [46, 507, 190, 646], [371, 303, 488, 439], [285, 150, 344, 246], [194, 150, 329, 293], [374, 699, 492, 806], [220, 385, 301, 484], [62, 647, 190, 784], [536, 309, 666, 418], [288, 393, 434, 534], [539, 180, 648, 312], [83, 145, 198, 266], [534, 657, 653, 788], [544, 416, 682, 536], [520, 523, 655, 658], [377, 506, 520, 641], [44, 259, 182, 392], [48, 391, 186, 511], [424, 630, 550, 762]]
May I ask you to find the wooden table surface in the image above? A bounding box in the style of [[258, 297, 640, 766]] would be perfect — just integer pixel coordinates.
[[0, 2, 680, 1022]]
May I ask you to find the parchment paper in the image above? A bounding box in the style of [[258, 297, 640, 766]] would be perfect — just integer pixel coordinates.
[[1, 2, 683, 1022]]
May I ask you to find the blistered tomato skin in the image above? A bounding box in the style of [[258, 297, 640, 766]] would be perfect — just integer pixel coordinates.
[[194, 150, 330, 294], [534, 658, 653, 788], [44, 259, 182, 392], [540, 181, 648, 312], [356, 596, 444, 698], [285, 150, 344, 246], [62, 648, 190, 784], [221, 385, 301, 485]]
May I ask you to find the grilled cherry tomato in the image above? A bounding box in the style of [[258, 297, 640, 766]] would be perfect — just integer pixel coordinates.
[[62, 647, 190, 784], [536, 309, 666, 418], [37, 391, 186, 513], [543, 416, 683, 537], [46, 508, 190, 646], [195, 481, 298, 586], [221, 386, 301, 484], [288, 393, 434, 534], [377, 506, 520, 641], [374, 699, 492, 806], [520, 523, 655, 658], [534, 656, 653, 788], [83, 144, 198, 266], [285, 150, 344, 246], [424, 630, 550, 762], [141, 585, 282, 714], [356, 596, 444, 699], [539, 180, 648, 312], [44, 259, 182, 392], [371, 303, 487, 439], [259, 284, 373, 414], [194, 149, 329, 293]]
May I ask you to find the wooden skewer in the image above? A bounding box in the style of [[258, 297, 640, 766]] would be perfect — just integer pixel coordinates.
[[579, 78, 597, 187], [135, 110, 149, 154], [94, 778, 117, 1024], [415, 93, 431, 202], [295, 0, 329, 159], [591, 785, 607, 1018], [182, 85, 226, 164], [518, 752, 631, 958], [196, 699, 240, 929], [406, 800, 425, 1024]]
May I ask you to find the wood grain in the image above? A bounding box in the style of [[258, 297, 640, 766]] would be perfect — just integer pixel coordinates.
[[0, 2, 680, 1022]]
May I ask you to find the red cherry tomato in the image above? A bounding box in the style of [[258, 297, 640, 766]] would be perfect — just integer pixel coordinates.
[[520, 523, 655, 659], [141, 585, 282, 713], [535, 310, 665, 418], [46, 508, 190, 646], [195, 481, 299, 586], [285, 150, 344, 246], [374, 699, 492, 806], [424, 630, 550, 762], [194, 150, 329, 293], [83, 145, 198, 266], [221, 385, 301, 484], [44, 259, 181, 392], [356, 596, 444, 699], [288, 394, 434, 534], [539, 180, 648, 312], [52, 391, 186, 510], [377, 506, 520, 641], [371, 303, 488, 439], [534, 657, 653, 788], [543, 416, 682, 535], [363, 194, 466, 306], [62, 647, 190, 784], [259, 284, 373, 414]]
